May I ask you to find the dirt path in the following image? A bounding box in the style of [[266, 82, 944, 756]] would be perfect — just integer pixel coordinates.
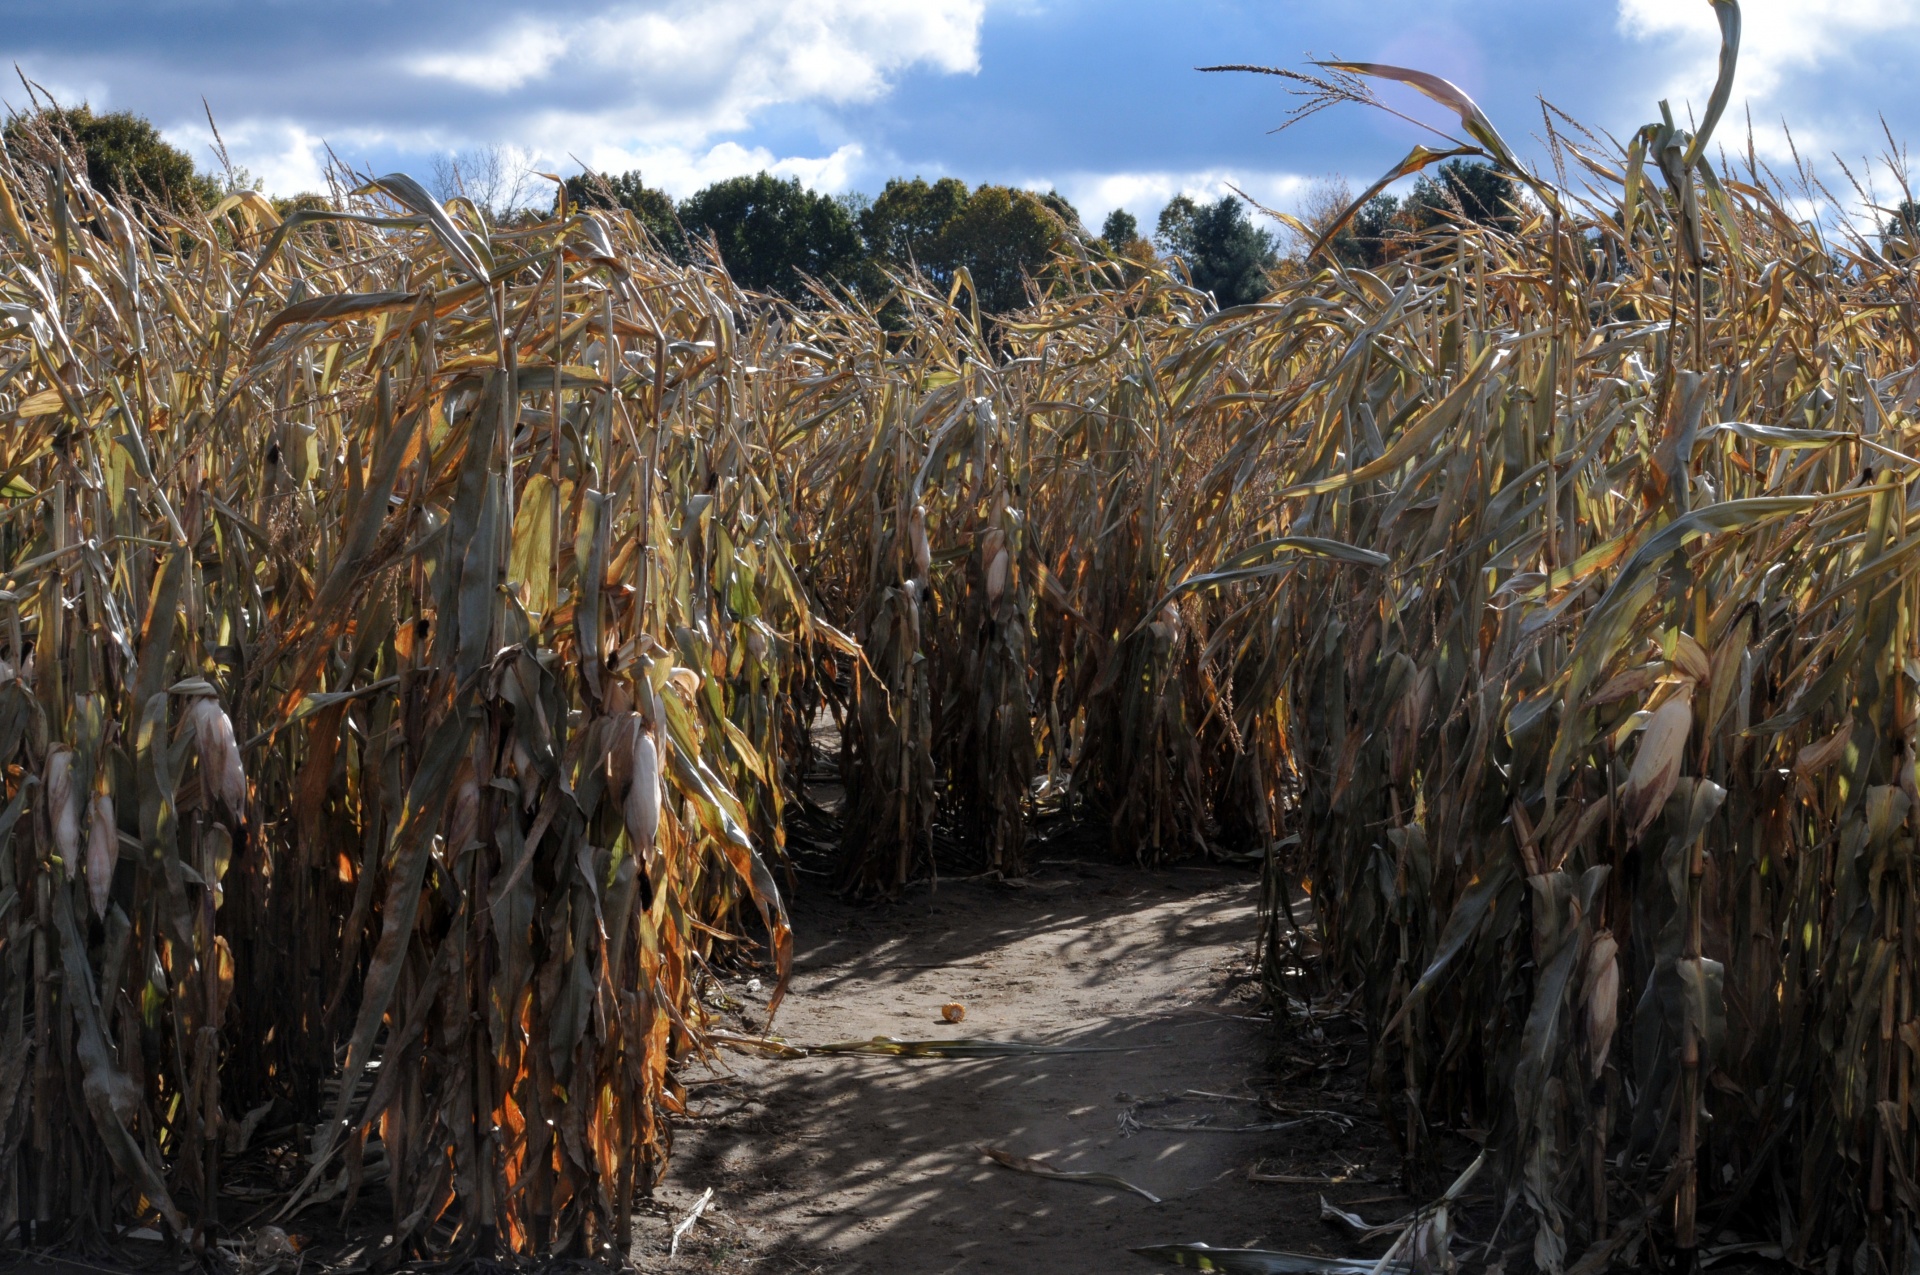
[[631, 861, 1409, 1274]]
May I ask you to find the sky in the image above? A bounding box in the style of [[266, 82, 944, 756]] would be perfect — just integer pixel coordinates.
[[7, 0, 1920, 228]]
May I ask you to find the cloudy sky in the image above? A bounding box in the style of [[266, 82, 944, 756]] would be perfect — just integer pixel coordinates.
[[6, 0, 1920, 225]]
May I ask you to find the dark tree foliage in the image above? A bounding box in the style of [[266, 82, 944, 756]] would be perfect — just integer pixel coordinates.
[[1100, 208, 1142, 249], [859, 177, 971, 273], [1409, 160, 1518, 233], [4, 106, 218, 215], [1032, 189, 1084, 234], [1155, 194, 1278, 308], [861, 178, 1074, 313], [565, 171, 682, 251], [1327, 194, 1407, 269], [1322, 165, 1516, 271], [938, 185, 1071, 313], [677, 172, 864, 301], [271, 192, 331, 216]]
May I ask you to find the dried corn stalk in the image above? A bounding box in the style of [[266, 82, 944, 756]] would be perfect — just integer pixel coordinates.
[[1208, 5, 1920, 1265], [0, 121, 797, 1257]]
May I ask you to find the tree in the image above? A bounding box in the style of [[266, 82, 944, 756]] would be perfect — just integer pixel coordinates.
[[1092, 208, 1158, 286], [860, 178, 1073, 313], [1033, 189, 1085, 236], [1100, 209, 1143, 251], [678, 172, 864, 301], [4, 106, 218, 215], [1155, 194, 1278, 308], [1294, 165, 1511, 273], [937, 185, 1071, 313], [1291, 177, 1377, 270], [1408, 160, 1517, 233], [565, 171, 682, 252], [429, 145, 538, 223], [860, 177, 971, 275], [1339, 194, 1410, 269]]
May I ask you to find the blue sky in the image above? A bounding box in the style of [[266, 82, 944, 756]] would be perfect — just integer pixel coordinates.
[[7, 0, 1920, 226]]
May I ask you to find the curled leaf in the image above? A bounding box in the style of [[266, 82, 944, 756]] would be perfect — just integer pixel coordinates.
[[1315, 61, 1523, 174]]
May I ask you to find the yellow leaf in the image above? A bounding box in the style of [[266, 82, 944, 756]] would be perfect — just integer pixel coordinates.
[[16, 387, 64, 418], [508, 474, 559, 618]]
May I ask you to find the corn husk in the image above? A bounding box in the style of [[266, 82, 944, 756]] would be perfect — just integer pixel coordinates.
[[1584, 930, 1620, 1080], [86, 791, 116, 919], [1671, 631, 1711, 684], [667, 667, 701, 701], [187, 695, 247, 814], [45, 745, 76, 876], [626, 725, 661, 855], [986, 548, 1009, 606], [1622, 695, 1693, 841], [910, 503, 932, 579]]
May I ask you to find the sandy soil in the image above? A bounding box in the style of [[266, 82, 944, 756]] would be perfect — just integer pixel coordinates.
[[630, 861, 1415, 1274]]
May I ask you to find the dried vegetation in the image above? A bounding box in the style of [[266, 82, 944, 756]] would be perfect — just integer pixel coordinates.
[[4, 2, 1920, 1267]]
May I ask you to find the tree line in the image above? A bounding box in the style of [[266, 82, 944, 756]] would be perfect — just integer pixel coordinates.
[[561, 169, 1292, 312], [7, 105, 1534, 314]]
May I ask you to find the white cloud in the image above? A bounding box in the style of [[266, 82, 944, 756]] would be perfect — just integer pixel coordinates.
[[169, 119, 334, 194], [769, 144, 866, 192], [409, 22, 570, 93], [29, 0, 985, 198], [414, 0, 983, 146], [1617, 0, 1920, 154], [1050, 169, 1314, 229], [572, 140, 867, 197], [343, 0, 981, 201]]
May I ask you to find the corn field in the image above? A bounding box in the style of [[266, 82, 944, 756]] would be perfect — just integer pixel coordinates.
[[1243, 6, 1920, 1269], [0, 108, 1260, 1260], [9, 2, 1920, 1266], [0, 118, 811, 1258]]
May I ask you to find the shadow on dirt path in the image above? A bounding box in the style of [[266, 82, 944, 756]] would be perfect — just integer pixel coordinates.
[[631, 861, 1410, 1274]]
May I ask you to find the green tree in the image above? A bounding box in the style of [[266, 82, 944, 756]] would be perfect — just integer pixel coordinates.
[[565, 171, 683, 253], [860, 178, 1073, 313], [677, 172, 863, 301], [1033, 189, 1085, 235], [860, 176, 971, 274], [1154, 194, 1277, 307], [937, 185, 1071, 313], [1323, 193, 1408, 270], [1408, 160, 1517, 233], [271, 192, 332, 217], [1100, 208, 1142, 251], [4, 105, 218, 215]]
